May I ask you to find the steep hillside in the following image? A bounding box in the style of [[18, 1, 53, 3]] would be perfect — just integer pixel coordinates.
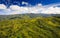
[[0, 16, 60, 38]]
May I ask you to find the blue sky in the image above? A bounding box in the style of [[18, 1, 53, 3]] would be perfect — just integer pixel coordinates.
[[23, 0, 60, 5], [0, 0, 60, 6]]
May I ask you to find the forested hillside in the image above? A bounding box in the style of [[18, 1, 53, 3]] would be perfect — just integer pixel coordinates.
[[0, 14, 60, 38]]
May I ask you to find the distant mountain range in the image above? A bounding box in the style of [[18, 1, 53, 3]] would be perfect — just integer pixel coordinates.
[[0, 13, 60, 20]]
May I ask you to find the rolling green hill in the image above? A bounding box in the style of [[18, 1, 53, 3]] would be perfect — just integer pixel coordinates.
[[0, 14, 60, 38]]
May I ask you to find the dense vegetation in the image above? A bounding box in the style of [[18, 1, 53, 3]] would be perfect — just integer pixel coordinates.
[[0, 14, 60, 38]]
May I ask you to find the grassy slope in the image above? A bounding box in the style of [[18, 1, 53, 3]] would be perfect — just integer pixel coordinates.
[[0, 16, 60, 38]]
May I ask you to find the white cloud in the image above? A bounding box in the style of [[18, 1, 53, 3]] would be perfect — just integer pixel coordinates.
[[22, 1, 29, 5], [0, 4, 7, 9], [10, 5, 29, 14], [41, 7, 60, 14], [10, 5, 21, 10], [0, 2, 60, 15]]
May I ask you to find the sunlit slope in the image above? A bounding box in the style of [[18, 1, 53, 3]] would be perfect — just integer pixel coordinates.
[[0, 17, 60, 38]]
